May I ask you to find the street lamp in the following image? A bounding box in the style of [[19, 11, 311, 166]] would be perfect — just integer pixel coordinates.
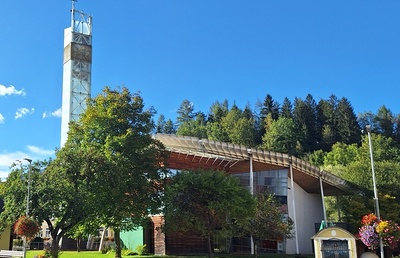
[[365, 125, 384, 258], [24, 158, 32, 216], [20, 158, 32, 258]]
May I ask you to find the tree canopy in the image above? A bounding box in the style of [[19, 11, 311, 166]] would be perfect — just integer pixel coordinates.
[[1, 86, 169, 258], [159, 93, 399, 157], [238, 193, 294, 258], [163, 169, 255, 258], [0, 157, 95, 258], [65, 86, 169, 258], [317, 133, 400, 231]]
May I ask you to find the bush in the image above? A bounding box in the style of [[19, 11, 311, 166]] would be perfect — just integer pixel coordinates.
[[13, 238, 23, 246], [100, 242, 115, 254], [100, 245, 111, 254], [33, 249, 51, 258], [135, 244, 147, 255]]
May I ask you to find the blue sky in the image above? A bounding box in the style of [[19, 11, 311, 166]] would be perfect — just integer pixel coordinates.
[[1, 1, 400, 180]]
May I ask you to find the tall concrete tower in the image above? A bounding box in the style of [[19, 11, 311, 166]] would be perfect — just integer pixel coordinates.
[[61, 1, 92, 146]]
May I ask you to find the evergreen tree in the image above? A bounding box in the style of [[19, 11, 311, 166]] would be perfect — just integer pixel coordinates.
[[176, 112, 208, 139], [292, 97, 307, 156], [292, 95, 318, 155], [357, 111, 376, 132], [177, 99, 195, 125], [394, 114, 400, 146], [243, 103, 254, 120], [156, 114, 167, 133], [257, 94, 280, 146], [316, 95, 338, 151], [336, 97, 361, 145], [164, 119, 176, 134], [280, 97, 293, 119], [259, 94, 280, 121], [375, 105, 395, 139], [304, 94, 318, 151], [208, 100, 229, 123]]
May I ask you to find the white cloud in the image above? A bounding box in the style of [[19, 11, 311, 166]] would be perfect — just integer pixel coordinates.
[[26, 145, 55, 156], [0, 84, 26, 97], [0, 151, 27, 168], [0, 146, 55, 180], [0, 151, 28, 180], [43, 107, 62, 119], [0, 113, 4, 124], [15, 107, 35, 119]]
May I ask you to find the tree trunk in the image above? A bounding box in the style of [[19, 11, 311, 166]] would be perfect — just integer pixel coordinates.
[[50, 235, 60, 258], [207, 235, 214, 258], [254, 241, 258, 258], [76, 237, 81, 252], [114, 229, 122, 258]]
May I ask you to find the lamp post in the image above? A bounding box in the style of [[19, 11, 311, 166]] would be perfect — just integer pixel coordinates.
[[24, 158, 32, 216], [365, 125, 384, 258], [21, 158, 32, 258]]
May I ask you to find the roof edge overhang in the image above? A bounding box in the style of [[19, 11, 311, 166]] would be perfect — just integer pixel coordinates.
[[154, 133, 354, 195]]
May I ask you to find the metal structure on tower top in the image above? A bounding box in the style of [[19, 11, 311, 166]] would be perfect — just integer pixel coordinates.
[[60, 0, 93, 146], [70, 0, 92, 35]]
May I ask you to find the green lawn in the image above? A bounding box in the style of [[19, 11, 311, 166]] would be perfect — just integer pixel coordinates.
[[26, 251, 313, 258], [27, 250, 123, 258]]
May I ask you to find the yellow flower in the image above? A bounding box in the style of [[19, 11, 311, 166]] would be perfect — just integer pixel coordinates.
[[376, 221, 389, 234]]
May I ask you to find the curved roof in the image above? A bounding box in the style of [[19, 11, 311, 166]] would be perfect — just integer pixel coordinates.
[[312, 226, 356, 239], [154, 133, 354, 196]]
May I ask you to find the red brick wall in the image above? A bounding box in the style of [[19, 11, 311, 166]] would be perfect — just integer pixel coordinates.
[[151, 215, 165, 255]]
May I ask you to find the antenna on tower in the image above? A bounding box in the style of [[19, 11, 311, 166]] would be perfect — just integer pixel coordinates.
[[71, 0, 77, 10], [71, 0, 78, 28]]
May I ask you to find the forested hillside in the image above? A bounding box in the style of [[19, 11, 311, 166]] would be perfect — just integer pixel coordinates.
[[156, 93, 400, 157], [156, 93, 400, 230]]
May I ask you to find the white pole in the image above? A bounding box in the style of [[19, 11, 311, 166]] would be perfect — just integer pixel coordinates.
[[289, 159, 299, 254], [23, 158, 32, 258], [71, 0, 76, 29], [25, 159, 32, 216], [366, 125, 384, 258], [249, 151, 254, 255], [319, 171, 327, 224]]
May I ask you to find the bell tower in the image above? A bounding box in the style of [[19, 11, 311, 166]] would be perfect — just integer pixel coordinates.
[[61, 0, 92, 146]]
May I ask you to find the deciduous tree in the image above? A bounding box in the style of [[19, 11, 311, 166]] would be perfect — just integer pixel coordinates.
[[239, 193, 293, 258], [163, 169, 254, 258], [1, 154, 97, 258], [261, 116, 300, 156], [66, 86, 169, 258]]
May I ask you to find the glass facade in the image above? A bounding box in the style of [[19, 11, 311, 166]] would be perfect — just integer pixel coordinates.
[[231, 169, 289, 253], [167, 168, 290, 254], [232, 169, 288, 204]]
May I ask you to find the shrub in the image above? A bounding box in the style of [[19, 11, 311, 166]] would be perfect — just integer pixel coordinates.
[[135, 244, 147, 255], [13, 238, 23, 246], [33, 250, 51, 258]]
